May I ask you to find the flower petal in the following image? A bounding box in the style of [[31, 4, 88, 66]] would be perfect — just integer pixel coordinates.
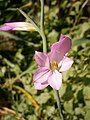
[[49, 35, 71, 63], [48, 70, 62, 90], [33, 67, 52, 83], [34, 81, 49, 90], [34, 51, 50, 68], [0, 25, 13, 31], [0, 22, 36, 31], [59, 57, 73, 72]]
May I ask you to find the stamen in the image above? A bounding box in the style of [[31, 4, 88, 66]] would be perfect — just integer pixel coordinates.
[[50, 61, 58, 71]]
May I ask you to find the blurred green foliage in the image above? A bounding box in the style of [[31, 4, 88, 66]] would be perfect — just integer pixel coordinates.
[[0, 0, 90, 120]]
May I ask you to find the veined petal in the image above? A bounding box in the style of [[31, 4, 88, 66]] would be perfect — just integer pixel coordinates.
[[34, 51, 50, 68], [59, 57, 73, 72], [59, 34, 66, 40], [48, 70, 62, 90], [33, 67, 52, 83], [34, 81, 49, 90], [0, 22, 36, 31], [49, 35, 71, 63]]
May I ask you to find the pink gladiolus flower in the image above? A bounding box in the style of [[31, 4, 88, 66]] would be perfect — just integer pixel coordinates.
[[33, 34, 73, 90], [0, 22, 36, 31]]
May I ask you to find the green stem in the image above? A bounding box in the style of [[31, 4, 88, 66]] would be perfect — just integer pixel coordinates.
[[40, 0, 64, 120], [54, 90, 64, 120], [40, 0, 47, 53], [40, 0, 44, 32], [40, 0, 64, 119], [41, 32, 47, 53]]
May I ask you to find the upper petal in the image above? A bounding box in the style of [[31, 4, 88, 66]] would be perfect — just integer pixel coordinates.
[[0, 22, 36, 31], [49, 35, 71, 63], [59, 57, 73, 72], [48, 70, 62, 90], [33, 67, 52, 83], [34, 51, 50, 68]]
